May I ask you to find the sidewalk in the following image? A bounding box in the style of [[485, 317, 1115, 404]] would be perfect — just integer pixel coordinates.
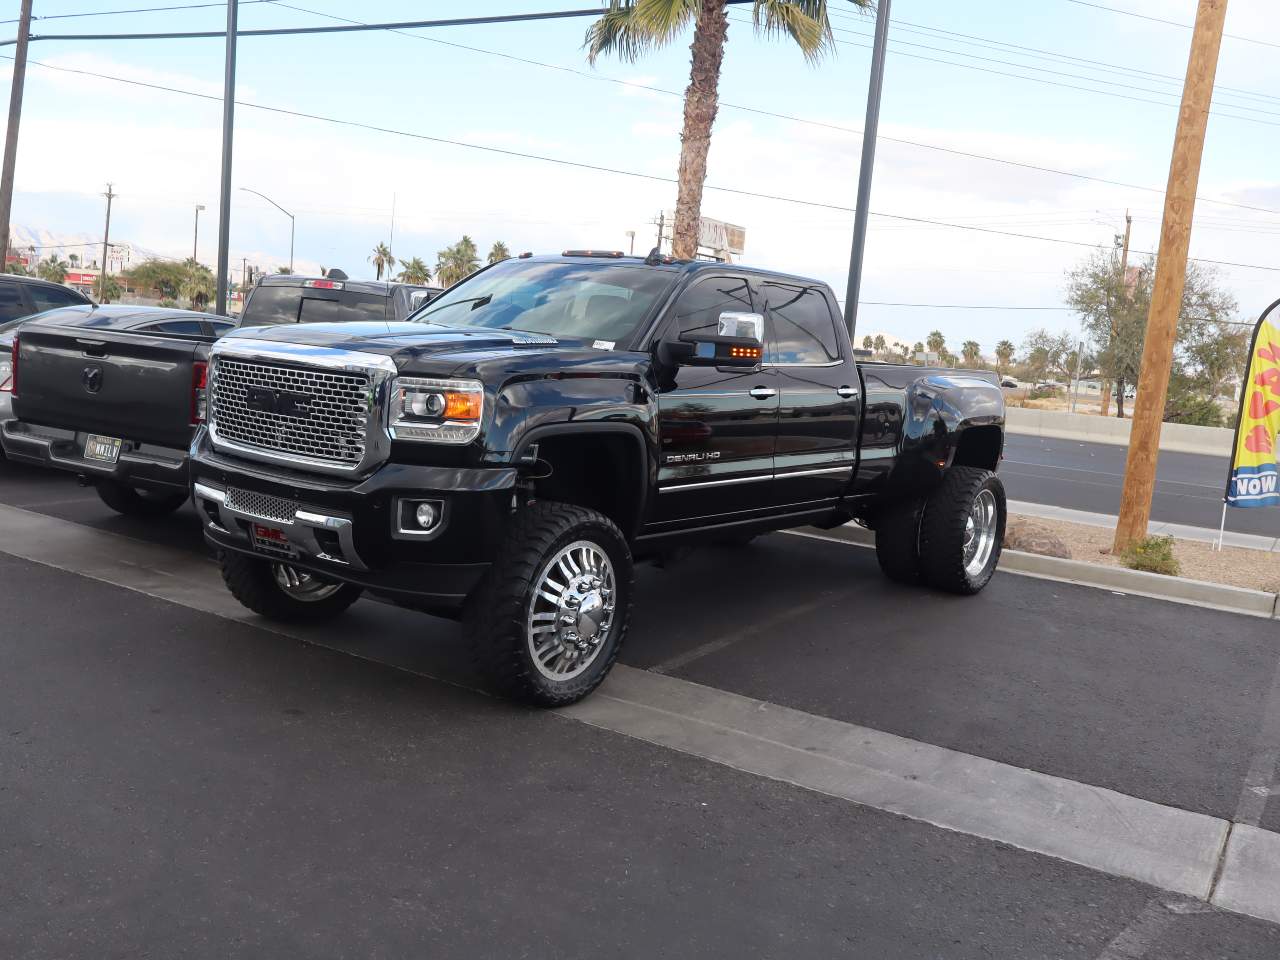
[[1008, 499, 1279, 553]]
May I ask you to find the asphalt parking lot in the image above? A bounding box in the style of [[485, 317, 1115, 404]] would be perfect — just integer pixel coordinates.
[[4, 460, 1280, 958]]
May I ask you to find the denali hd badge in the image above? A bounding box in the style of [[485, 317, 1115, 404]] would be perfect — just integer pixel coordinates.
[[665, 451, 721, 464]]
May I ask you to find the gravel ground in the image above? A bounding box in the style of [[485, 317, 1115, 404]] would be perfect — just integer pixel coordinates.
[[1008, 514, 1280, 593]]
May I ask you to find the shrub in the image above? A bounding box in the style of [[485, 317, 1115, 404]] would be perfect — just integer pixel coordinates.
[[158, 299, 179, 308], [1027, 385, 1060, 401], [1121, 535, 1180, 576]]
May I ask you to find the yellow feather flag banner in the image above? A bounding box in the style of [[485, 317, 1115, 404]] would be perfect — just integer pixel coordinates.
[[1226, 297, 1280, 508]]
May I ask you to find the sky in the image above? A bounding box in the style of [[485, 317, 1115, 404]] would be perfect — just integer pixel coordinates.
[[2, 0, 1279, 357]]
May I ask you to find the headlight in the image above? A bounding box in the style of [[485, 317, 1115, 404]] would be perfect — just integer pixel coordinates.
[[388, 376, 484, 444]]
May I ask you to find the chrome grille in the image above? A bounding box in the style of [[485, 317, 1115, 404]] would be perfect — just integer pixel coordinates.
[[211, 357, 371, 466], [224, 487, 298, 524]]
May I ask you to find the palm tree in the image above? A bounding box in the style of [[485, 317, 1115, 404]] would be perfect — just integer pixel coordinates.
[[68, 253, 80, 268], [369, 241, 394, 281], [926, 330, 946, 354], [995, 339, 1015, 373], [435, 236, 481, 287], [397, 257, 432, 284], [873, 334, 886, 355], [961, 340, 982, 364], [487, 241, 511, 265], [36, 255, 69, 284], [586, 0, 868, 260], [861, 335, 873, 350], [180, 259, 215, 311]]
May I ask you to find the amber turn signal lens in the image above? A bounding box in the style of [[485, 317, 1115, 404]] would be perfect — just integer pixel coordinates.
[[444, 391, 483, 420], [729, 346, 762, 359]]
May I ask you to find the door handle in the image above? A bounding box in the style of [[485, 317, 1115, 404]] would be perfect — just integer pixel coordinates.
[[749, 387, 778, 400], [836, 385, 859, 399]]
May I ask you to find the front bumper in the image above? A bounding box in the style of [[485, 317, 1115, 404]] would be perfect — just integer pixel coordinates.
[[191, 432, 517, 610], [0, 419, 189, 492]]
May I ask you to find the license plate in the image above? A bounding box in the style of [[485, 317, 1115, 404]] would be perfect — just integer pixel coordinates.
[[251, 523, 295, 555], [84, 434, 122, 463]]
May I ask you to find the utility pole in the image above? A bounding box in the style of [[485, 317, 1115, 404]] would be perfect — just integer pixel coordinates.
[[214, 0, 239, 316], [1101, 211, 1132, 418], [98, 184, 116, 302], [193, 203, 205, 264], [654, 211, 665, 254], [0, 0, 34, 272], [626, 230, 635, 255], [1113, 0, 1228, 554], [842, 0, 892, 341]]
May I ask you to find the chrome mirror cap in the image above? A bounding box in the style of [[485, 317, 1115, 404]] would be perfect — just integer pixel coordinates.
[[718, 311, 764, 343]]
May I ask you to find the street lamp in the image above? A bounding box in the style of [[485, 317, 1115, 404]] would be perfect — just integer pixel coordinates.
[[238, 186, 294, 273], [625, 230, 635, 255], [193, 203, 205, 264]]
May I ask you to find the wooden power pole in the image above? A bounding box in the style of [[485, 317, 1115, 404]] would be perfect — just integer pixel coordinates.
[[0, 0, 34, 271], [1113, 0, 1229, 553]]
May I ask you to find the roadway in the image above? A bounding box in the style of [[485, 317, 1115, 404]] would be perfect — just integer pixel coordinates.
[[3, 460, 1280, 956], [1000, 433, 1280, 538]]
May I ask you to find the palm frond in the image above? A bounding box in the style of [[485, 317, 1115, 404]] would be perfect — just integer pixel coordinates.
[[584, 0, 699, 64], [754, 0, 868, 63]]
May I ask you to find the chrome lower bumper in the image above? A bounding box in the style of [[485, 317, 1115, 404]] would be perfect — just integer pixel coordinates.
[[193, 481, 367, 571]]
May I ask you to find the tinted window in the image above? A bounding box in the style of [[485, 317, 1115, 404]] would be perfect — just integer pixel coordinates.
[[762, 283, 841, 365], [141, 319, 206, 335], [412, 260, 674, 343], [0, 283, 28, 322], [28, 286, 87, 313], [242, 286, 389, 326], [209, 320, 235, 336], [670, 276, 753, 340]]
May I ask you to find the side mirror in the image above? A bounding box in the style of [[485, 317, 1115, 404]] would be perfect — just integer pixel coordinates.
[[662, 311, 764, 368]]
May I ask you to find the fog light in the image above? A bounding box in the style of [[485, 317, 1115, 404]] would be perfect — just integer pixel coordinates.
[[415, 501, 440, 529]]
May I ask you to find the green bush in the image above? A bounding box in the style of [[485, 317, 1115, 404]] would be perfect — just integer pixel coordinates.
[[158, 299, 179, 308], [1027, 385, 1060, 401], [1121, 535, 1180, 576]]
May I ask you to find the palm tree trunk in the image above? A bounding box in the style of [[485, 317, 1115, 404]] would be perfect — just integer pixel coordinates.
[[672, 0, 727, 260]]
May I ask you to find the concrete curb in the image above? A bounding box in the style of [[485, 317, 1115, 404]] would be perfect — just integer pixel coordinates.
[[797, 524, 1280, 620]]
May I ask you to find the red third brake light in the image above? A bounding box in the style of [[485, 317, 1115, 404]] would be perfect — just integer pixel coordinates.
[[303, 279, 343, 290], [191, 360, 208, 425]]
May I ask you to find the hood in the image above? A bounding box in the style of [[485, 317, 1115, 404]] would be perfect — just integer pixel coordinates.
[[225, 321, 568, 360]]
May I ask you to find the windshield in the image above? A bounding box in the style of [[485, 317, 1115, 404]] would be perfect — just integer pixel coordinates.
[[243, 286, 389, 326], [408, 260, 674, 344]]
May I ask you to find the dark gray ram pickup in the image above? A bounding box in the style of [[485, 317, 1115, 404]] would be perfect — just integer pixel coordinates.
[[190, 252, 1007, 706]]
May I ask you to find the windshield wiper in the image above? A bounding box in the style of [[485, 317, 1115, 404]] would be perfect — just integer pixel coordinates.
[[418, 294, 491, 320]]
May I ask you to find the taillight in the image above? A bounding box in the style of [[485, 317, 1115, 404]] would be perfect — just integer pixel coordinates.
[[191, 360, 208, 425], [1, 333, 17, 394]]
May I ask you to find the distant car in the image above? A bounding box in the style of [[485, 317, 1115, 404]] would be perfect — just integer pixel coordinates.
[[240, 271, 442, 327], [0, 275, 95, 430], [1000, 377, 1017, 388]]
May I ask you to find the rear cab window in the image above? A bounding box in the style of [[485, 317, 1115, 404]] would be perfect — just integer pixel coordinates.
[[0, 283, 29, 322], [242, 285, 389, 326], [760, 282, 843, 365]]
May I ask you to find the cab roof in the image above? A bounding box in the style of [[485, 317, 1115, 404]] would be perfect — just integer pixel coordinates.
[[516, 253, 828, 290]]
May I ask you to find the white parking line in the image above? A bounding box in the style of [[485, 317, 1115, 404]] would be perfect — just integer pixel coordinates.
[[0, 502, 1277, 924]]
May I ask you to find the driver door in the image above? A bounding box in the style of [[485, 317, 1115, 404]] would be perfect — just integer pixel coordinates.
[[650, 275, 779, 528]]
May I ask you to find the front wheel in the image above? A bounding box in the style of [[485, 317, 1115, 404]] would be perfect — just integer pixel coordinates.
[[918, 466, 1006, 595], [96, 480, 187, 518], [219, 551, 363, 622], [465, 501, 633, 707]]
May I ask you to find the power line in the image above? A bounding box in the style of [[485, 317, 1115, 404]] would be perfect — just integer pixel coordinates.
[[0, 1, 276, 25], [5, 6, 697, 45], [821, 29, 1280, 131], [267, 1, 1280, 221], [10, 53, 1280, 275], [1058, 0, 1280, 50], [826, 8, 1280, 109], [858, 302, 1071, 310]]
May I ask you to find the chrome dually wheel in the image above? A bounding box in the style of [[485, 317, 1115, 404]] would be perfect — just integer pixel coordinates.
[[526, 540, 616, 681], [963, 488, 999, 578]]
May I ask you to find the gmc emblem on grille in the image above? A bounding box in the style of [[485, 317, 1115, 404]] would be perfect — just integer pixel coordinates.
[[245, 386, 313, 417]]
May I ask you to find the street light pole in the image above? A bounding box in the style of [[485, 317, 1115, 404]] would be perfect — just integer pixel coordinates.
[[239, 187, 295, 273], [193, 204, 205, 264], [214, 0, 238, 316], [842, 0, 891, 341]]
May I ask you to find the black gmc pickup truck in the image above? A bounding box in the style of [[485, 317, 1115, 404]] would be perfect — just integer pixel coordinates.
[[190, 253, 1007, 705]]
